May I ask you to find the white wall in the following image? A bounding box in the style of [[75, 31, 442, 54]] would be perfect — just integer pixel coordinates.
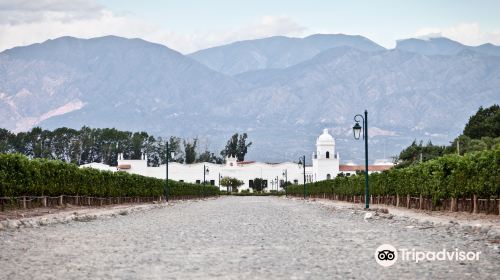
[[117, 158, 314, 191]]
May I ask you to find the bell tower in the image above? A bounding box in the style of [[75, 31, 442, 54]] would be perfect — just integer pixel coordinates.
[[312, 128, 340, 181]]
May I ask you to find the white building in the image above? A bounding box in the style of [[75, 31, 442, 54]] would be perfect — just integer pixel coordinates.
[[312, 128, 340, 181], [89, 129, 392, 191]]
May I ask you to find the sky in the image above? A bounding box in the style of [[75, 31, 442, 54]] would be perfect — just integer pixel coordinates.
[[1, 0, 499, 53]]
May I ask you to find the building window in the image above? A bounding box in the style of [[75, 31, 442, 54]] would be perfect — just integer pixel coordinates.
[[196, 180, 201, 184], [326, 174, 331, 180], [210, 180, 215, 185], [326, 151, 330, 158]]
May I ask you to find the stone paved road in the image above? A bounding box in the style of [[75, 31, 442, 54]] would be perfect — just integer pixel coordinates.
[[1, 196, 499, 279]]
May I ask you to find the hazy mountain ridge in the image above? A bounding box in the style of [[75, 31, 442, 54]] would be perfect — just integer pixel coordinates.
[[0, 35, 499, 162], [0, 36, 241, 133], [396, 37, 500, 56], [189, 34, 385, 75]]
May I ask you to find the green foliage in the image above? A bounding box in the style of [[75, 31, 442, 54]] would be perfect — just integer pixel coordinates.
[[397, 140, 446, 168], [288, 149, 500, 201], [220, 133, 252, 161], [397, 105, 500, 167], [449, 135, 500, 155], [0, 154, 218, 198], [250, 178, 267, 192], [0, 126, 232, 167], [220, 176, 244, 192], [183, 138, 198, 164], [463, 104, 500, 139], [197, 150, 224, 164]]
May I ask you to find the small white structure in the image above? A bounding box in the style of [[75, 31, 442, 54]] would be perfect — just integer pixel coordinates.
[[80, 162, 118, 172], [312, 128, 340, 181], [83, 129, 393, 191]]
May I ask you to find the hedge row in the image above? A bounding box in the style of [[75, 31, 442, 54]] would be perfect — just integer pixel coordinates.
[[288, 149, 500, 202], [0, 154, 219, 198]]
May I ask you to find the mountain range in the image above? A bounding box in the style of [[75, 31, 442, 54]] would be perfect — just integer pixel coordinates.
[[0, 34, 499, 162]]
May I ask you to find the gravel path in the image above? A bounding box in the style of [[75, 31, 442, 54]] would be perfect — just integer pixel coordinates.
[[1, 196, 499, 279]]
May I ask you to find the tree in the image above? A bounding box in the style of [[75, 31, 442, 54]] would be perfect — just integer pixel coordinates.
[[396, 140, 445, 168], [197, 150, 223, 164], [250, 178, 267, 192], [0, 128, 14, 153], [220, 133, 238, 159], [130, 132, 149, 160], [184, 138, 198, 164], [463, 104, 500, 139], [236, 133, 252, 161], [220, 176, 244, 193], [220, 133, 252, 162]]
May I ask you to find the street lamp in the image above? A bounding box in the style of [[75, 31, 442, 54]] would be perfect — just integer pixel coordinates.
[[282, 169, 288, 197], [165, 141, 175, 202], [202, 165, 209, 198], [353, 110, 369, 209], [298, 155, 306, 199], [203, 165, 209, 185]]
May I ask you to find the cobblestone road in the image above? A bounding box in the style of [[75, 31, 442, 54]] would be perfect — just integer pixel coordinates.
[[1, 196, 499, 279]]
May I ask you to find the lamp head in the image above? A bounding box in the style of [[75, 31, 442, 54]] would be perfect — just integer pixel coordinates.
[[353, 122, 362, 140]]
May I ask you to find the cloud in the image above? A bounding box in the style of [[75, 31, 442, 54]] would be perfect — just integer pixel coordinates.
[[414, 22, 500, 46], [0, 0, 104, 24], [0, 0, 308, 53], [184, 16, 307, 52]]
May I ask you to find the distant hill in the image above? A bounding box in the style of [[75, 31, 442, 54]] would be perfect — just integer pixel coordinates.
[[1, 35, 499, 162], [396, 37, 500, 56], [189, 34, 385, 75], [0, 36, 239, 135]]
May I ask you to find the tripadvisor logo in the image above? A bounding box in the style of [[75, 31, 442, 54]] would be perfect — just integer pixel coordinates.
[[375, 244, 481, 267], [375, 244, 397, 267]]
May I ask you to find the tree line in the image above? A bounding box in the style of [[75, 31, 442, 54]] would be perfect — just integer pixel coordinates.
[[0, 126, 252, 166], [397, 104, 500, 168]]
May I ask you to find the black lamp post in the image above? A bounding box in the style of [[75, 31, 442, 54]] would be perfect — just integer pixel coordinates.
[[165, 141, 175, 202], [298, 155, 306, 199], [282, 169, 288, 197], [353, 110, 369, 209], [202, 165, 209, 198]]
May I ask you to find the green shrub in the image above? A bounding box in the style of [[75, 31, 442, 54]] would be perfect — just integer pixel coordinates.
[[0, 154, 218, 198], [288, 149, 500, 200]]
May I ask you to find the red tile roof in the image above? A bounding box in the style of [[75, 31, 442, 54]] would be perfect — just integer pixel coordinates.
[[117, 164, 131, 169], [339, 165, 393, 172], [237, 161, 256, 165]]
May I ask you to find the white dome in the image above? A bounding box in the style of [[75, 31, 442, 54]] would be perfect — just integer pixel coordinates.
[[316, 128, 335, 145]]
